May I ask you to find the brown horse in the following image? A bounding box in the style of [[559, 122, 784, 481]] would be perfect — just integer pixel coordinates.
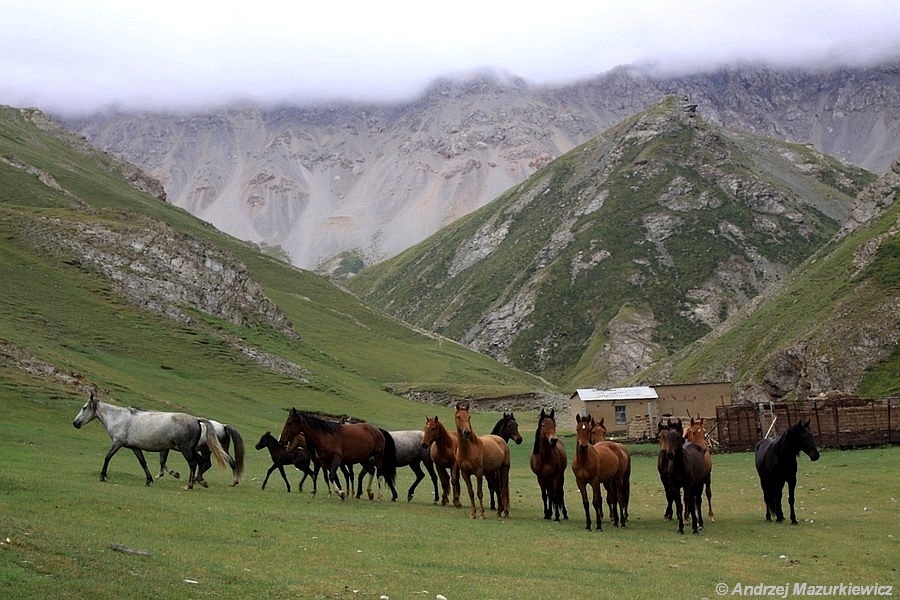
[[453, 401, 511, 519], [255, 431, 317, 493], [684, 417, 714, 522], [529, 408, 568, 522], [572, 414, 621, 531], [589, 417, 631, 527], [279, 408, 397, 501], [658, 423, 708, 534], [422, 416, 461, 507]]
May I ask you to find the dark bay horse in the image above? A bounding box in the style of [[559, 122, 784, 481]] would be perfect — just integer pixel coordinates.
[[572, 414, 620, 531], [280, 408, 397, 501], [684, 417, 714, 522], [158, 419, 245, 487], [589, 416, 631, 527], [422, 415, 461, 507], [488, 412, 523, 511], [656, 418, 682, 520], [255, 431, 316, 492], [755, 419, 820, 524], [658, 423, 708, 534], [72, 392, 228, 489], [529, 408, 568, 521], [454, 401, 511, 519]]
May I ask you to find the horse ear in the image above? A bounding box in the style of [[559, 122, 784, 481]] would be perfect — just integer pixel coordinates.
[[549, 409, 555, 418], [598, 417, 604, 426]]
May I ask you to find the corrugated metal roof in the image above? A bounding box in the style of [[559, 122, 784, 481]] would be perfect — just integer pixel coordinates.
[[575, 386, 659, 402]]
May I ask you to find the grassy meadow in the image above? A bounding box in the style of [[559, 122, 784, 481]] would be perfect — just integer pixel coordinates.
[[2, 377, 897, 599]]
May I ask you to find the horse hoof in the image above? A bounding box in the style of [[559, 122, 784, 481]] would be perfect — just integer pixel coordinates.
[[172, 472, 181, 479], [198, 480, 208, 488]]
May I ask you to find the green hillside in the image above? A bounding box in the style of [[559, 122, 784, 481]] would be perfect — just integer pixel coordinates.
[[0, 105, 553, 435], [349, 97, 875, 389]]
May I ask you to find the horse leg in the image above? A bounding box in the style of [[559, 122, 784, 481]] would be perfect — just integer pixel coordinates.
[[576, 479, 592, 530], [406, 461, 425, 502], [705, 475, 714, 522], [436, 467, 450, 506], [499, 464, 510, 518], [773, 481, 786, 522], [461, 472, 477, 519], [673, 485, 685, 534], [130, 448, 154, 486], [424, 460, 439, 504], [451, 464, 462, 508], [592, 482, 605, 531], [475, 474, 486, 519], [787, 475, 798, 524], [195, 449, 212, 488], [157, 449, 180, 479], [694, 483, 705, 531], [540, 481, 551, 520], [100, 440, 125, 482]]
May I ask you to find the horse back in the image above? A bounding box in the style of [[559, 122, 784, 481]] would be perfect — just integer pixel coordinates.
[[123, 411, 199, 451]]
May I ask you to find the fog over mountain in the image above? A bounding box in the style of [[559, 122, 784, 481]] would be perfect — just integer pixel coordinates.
[[69, 62, 900, 270]]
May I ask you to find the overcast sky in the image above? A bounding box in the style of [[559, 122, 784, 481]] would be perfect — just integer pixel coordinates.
[[2, 0, 899, 115]]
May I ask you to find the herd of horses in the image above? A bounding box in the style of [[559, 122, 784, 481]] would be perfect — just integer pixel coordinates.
[[71, 393, 822, 534]]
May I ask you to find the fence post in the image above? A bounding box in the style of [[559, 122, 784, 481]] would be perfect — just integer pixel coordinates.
[[833, 403, 841, 448]]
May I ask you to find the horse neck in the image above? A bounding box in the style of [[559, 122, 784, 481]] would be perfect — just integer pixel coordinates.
[[94, 400, 123, 430], [776, 430, 803, 457]]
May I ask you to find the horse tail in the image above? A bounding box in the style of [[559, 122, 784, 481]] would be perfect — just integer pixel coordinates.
[[226, 424, 245, 484], [379, 428, 397, 487], [201, 419, 231, 471]]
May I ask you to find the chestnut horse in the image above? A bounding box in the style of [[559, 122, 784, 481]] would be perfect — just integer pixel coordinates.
[[422, 415, 461, 507], [589, 417, 631, 527], [658, 423, 707, 534], [453, 401, 511, 519], [684, 417, 714, 522], [572, 414, 620, 531], [529, 408, 568, 521], [280, 408, 397, 501], [755, 419, 820, 524]]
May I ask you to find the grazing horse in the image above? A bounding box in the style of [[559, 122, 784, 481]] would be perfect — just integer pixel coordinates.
[[158, 419, 245, 487], [280, 408, 397, 501], [453, 401, 511, 519], [255, 431, 316, 492], [421, 416, 461, 507], [589, 417, 631, 527], [684, 417, 714, 522], [656, 418, 683, 520], [385, 430, 438, 503], [529, 408, 568, 522], [72, 392, 228, 489], [572, 414, 620, 531], [488, 412, 523, 511], [755, 419, 820, 524], [658, 424, 708, 534]]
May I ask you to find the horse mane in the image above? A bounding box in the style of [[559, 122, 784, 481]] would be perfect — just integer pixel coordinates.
[[299, 412, 342, 434], [532, 410, 553, 454], [491, 413, 510, 436]]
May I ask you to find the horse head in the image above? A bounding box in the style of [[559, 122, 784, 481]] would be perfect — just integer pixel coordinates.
[[790, 419, 820, 462], [254, 431, 273, 450], [279, 407, 303, 446], [659, 426, 685, 460], [72, 391, 99, 429], [537, 409, 559, 448], [684, 418, 706, 444], [590, 416, 607, 443], [455, 402, 473, 440], [574, 413, 594, 450], [498, 412, 523, 445], [422, 416, 440, 447]]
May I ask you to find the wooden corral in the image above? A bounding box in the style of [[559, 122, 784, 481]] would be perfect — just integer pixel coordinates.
[[716, 395, 900, 451]]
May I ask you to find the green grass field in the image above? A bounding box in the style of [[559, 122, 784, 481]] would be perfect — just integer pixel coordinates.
[[2, 379, 897, 599]]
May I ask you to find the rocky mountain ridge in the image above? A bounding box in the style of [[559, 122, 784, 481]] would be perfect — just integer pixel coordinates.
[[347, 97, 876, 389], [66, 61, 900, 270]]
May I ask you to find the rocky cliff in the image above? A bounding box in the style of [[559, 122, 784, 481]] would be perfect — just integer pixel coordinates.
[[66, 62, 900, 271]]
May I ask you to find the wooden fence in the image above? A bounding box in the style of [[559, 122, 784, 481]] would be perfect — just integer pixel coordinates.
[[715, 397, 899, 451]]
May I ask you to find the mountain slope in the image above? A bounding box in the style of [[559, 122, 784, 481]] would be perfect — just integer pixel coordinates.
[[0, 105, 554, 427], [634, 159, 900, 401], [66, 62, 900, 270], [347, 97, 875, 389]]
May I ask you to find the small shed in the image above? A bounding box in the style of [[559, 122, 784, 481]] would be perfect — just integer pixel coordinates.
[[570, 382, 731, 439]]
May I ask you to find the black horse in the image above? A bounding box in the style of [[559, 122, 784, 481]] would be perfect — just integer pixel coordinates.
[[755, 419, 820, 524], [658, 421, 707, 534]]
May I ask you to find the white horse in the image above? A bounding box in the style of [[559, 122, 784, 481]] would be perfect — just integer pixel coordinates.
[[72, 392, 229, 489]]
